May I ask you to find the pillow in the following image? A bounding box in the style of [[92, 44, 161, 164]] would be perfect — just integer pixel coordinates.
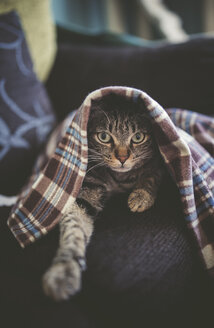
[[0, 0, 57, 82], [0, 11, 56, 194]]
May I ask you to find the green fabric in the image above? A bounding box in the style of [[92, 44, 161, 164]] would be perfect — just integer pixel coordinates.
[[0, 0, 57, 81]]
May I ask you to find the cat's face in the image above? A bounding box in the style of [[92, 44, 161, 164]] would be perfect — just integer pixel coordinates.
[[88, 95, 156, 173]]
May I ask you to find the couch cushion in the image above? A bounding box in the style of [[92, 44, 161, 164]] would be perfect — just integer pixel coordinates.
[[0, 11, 56, 194]]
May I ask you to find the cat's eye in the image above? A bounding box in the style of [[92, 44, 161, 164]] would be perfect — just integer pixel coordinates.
[[131, 132, 145, 144], [97, 131, 111, 143]]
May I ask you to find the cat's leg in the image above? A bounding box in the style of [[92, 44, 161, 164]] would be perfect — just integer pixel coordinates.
[[42, 202, 93, 301], [128, 168, 163, 213], [42, 185, 106, 301]]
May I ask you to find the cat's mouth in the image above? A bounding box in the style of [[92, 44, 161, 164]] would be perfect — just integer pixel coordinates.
[[111, 166, 132, 173], [109, 161, 133, 172], [108, 158, 138, 172]]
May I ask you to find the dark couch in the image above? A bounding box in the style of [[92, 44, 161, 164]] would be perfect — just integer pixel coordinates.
[[2, 36, 214, 328]]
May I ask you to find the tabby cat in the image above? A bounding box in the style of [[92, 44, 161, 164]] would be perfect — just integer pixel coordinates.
[[43, 94, 163, 301]]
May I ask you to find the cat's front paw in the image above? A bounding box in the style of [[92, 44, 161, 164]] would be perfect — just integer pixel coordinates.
[[42, 259, 85, 301], [128, 189, 155, 213]]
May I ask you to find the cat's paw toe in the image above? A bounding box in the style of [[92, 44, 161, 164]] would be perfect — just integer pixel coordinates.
[[128, 189, 154, 213], [42, 260, 81, 301]]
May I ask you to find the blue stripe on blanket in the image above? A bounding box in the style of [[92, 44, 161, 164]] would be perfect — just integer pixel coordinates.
[[149, 106, 162, 118], [67, 127, 87, 144], [193, 174, 205, 185], [38, 204, 55, 224], [15, 210, 40, 236], [201, 161, 211, 172], [55, 148, 83, 168], [184, 111, 192, 135], [185, 212, 197, 222], [180, 186, 193, 195], [197, 197, 214, 215]]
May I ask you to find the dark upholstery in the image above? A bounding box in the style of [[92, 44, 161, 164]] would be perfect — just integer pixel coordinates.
[[46, 38, 214, 121], [2, 37, 214, 327], [0, 12, 55, 195]]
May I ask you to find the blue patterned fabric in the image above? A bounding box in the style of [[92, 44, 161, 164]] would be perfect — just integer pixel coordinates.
[[0, 11, 55, 194]]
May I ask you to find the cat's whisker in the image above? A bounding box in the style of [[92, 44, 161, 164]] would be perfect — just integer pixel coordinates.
[[132, 154, 151, 162], [88, 160, 102, 165], [88, 156, 102, 160], [88, 160, 99, 163], [88, 156, 103, 162], [86, 161, 106, 173], [87, 164, 105, 174], [88, 154, 99, 158], [88, 148, 101, 155], [88, 152, 102, 157]]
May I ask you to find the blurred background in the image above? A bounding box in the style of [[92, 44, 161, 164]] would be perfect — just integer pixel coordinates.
[[51, 0, 214, 45]]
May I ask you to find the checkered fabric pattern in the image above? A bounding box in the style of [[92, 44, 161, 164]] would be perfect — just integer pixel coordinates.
[[8, 87, 214, 274]]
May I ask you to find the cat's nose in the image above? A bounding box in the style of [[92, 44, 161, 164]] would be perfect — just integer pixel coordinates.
[[115, 147, 130, 165], [118, 155, 128, 164]]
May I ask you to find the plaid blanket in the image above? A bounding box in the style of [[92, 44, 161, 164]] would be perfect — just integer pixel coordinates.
[[8, 86, 214, 274]]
